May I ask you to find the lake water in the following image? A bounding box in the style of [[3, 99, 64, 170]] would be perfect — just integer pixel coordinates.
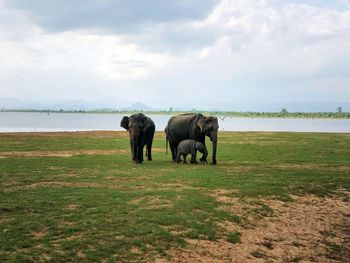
[[0, 112, 349, 133]]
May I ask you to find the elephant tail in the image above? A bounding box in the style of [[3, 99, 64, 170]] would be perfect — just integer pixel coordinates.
[[165, 134, 168, 155], [165, 127, 168, 155]]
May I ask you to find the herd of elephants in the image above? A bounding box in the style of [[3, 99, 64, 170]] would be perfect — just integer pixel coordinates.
[[120, 113, 219, 165]]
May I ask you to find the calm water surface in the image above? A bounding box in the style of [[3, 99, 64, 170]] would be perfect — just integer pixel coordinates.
[[0, 112, 349, 133]]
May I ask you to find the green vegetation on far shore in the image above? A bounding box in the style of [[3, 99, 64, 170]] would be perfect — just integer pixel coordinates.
[[3, 109, 350, 119]]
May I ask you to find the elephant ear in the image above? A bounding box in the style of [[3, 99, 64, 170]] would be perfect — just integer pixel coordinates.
[[195, 114, 206, 133], [143, 117, 153, 132], [120, 116, 129, 131], [211, 116, 219, 131]]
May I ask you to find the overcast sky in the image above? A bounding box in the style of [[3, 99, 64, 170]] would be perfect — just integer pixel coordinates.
[[0, 0, 349, 111]]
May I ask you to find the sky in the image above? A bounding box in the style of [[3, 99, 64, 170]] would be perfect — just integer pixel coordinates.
[[0, 0, 350, 111]]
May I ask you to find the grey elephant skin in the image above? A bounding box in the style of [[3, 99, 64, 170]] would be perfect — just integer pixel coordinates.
[[120, 113, 155, 164], [165, 113, 219, 165], [176, 139, 208, 164]]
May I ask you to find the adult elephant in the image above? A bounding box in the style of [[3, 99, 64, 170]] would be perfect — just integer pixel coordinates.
[[165, 113, 219, 165], [120, 113, 155, 164]]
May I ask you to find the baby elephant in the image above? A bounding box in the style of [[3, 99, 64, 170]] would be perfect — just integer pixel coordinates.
[[176, 139, 208, 164]]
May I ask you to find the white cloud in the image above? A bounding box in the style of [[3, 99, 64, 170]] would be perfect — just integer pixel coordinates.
[[187, 0, 350, 78], [0, 0, 349, 109], [0, 0, 175, 81], [0, 31, 173, 80], [97, 38, 171, 79]]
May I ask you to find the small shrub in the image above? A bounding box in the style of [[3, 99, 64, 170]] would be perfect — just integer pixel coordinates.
[[226, 231, 241, 244]]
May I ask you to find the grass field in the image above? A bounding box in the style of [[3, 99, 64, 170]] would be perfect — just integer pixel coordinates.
[[0, 131, 349, 262]]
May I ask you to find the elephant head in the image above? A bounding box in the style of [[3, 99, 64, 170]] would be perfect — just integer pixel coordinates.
[[121, 114, 152, 136], [195, 114, 219, 165], [120, 116, 129, 131], [195, 141, 208, 164]]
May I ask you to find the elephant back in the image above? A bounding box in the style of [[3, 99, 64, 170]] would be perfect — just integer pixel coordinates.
[[166, 113, 199, 142]]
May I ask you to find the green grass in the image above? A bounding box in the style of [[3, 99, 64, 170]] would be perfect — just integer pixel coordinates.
[[0, 131, 349, 262], [226, 232, 241, 244]]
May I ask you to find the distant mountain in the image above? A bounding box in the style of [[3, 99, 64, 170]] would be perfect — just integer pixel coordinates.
[[121, 102, 154, 111], [0, 97, 155, 111], [0, 97, 118, 111], [0, 97, 46, 109]]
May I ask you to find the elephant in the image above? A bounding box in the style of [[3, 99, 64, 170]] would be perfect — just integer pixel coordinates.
[[176, 139, 208, 164], [120, 113, 155, 164], [165, 113, 219, 165]]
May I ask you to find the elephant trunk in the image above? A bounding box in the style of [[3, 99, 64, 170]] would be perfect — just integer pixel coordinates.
[[211, 134, 217, 165], [131, 137, 138, 163]]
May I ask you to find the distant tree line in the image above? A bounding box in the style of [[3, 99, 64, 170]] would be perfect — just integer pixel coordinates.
[[2, 108, 350, 119], [211, 111, 350, 119]]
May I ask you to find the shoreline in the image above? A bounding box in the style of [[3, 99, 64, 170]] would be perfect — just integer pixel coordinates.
[[0, 130, 349, 135]]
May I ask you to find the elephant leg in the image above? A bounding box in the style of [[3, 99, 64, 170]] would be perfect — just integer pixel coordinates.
[[131, 140, 139, 163], [200, 154, 208, 164], [176, 152, 181, 163], [146, 141, 152, 161], [130, 139, 135, 162], [169, 142, 177, 162], [137, 142, 144, 163], [183, 154, 187, 164], [140, 148, 144, 163], [190, 149, 197, 164]]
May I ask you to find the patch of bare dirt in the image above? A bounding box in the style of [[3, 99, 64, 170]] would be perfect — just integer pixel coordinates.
[[76, 250, 85, 258], [3, 180, 171, 192], [165, 192, 350, 262], [0, 147, 165, 158], [2, 181, 125, 192], [31, 230, 48, 239], [130, 246, 143, 254], [154, 183, 200, 192], [64, 233, 83, 242], [271, 163, 350, 172], [65, 204, 80, 210], [222, 161, 350, 173], [51, 232, 83, 245], [210, 189, 241, 204], [128, 196, 173, 208], [48, 166, 63, 170], [0, 149, 128, 158]]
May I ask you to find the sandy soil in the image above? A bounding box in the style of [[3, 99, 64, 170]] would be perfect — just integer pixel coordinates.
[[163, 192, 350, 263]]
